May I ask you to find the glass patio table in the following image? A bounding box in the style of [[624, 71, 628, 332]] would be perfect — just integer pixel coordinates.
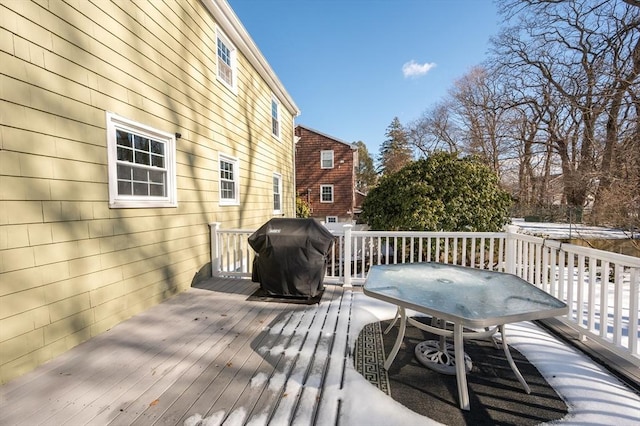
[[363, 262, 568, 411]]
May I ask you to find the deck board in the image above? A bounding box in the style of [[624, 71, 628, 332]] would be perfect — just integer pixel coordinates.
[[1, 277, 353, 426]]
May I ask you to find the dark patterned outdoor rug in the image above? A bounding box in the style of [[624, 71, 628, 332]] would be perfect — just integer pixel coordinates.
[[355, 318, 568, 426], [354, 321, 391, 395]]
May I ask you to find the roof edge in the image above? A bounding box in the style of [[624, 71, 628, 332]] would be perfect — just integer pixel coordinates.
[[296, 124, 358, 149]]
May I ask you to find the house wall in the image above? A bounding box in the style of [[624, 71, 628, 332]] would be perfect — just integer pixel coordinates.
[[295, 127, 356, 222], [0, 0, 297, 384]]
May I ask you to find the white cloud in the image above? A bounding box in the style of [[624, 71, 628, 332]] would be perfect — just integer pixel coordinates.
[[402, 60, 436, 78]]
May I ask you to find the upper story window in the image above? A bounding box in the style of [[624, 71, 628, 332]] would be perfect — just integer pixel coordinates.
[[219, 154, 239, 205], [320, 184, 334, 203], [271, 97, 280, 138], [273, 173, 282, 214], [106, 112, 177, 208], [216, 29, 237, 92], [321, 150, 334, 169]]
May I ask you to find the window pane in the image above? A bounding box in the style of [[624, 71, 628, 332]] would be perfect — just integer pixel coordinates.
[[149, 170, 165, 184], [133, 167, 147, 181], [151, 155, 164, 168], [135, 152, 150, 165], [321, 151, 333, 168], [116, 130, 132, 147], [218, 61, 232, 85], [133, 182, 148, 196], [151, 141, 164, 155], [217, 38, 231, 65], [321, 186, 333, 202], [117, 146, 133, 162], [118, 181, 132, 195], [134, 136, 149, 152], [117, 164, 132, 180], [149, 183, 165, 196], [221, 181, 234, 199], [220, 161, 233, 180]]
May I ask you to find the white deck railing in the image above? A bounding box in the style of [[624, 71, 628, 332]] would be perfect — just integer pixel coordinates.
[[209, 222, 640, 367]]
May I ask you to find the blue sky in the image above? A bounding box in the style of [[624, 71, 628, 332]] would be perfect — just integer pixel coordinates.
[[228, 0, 501, 159]]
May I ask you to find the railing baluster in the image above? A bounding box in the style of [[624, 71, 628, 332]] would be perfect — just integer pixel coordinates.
[[613, 264, 623, 346], [577, 254, 586, 331], [587, 257, 597, 334], [601, 261, 610, 340], [629, 267, 639, 357], [444, 237, 450, 264]]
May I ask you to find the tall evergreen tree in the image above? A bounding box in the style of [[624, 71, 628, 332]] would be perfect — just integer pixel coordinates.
[[354, 141, 377, 193], [378, 117, 413, 175]]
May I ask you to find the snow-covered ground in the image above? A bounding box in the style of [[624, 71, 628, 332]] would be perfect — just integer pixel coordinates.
[[512, 218, 637, 240]]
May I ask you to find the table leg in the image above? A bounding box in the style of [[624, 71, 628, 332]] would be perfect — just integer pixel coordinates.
[[454, 323, 470, 411], [499, 325, 531, 394], [384, 307, 400, 334], [384, 306, 406, 370]]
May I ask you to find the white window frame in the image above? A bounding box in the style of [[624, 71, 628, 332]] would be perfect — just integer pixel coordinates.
[[326, 216, 338, 223], [271, 96, 280, 139], [320, 184, 334, 203], [216, 27, 237, 93], [272, 172, 282, 214], [321, 150, 334, 169], [219, 153, 240, 206], [106, 112, 177, 208]]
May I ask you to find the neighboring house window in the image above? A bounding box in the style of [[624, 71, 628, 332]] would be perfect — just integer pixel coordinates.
[[321, 150, 334, 169], [216, 29, 236, 91], [320, 185, 334, 203], [273, 173, 282, 214], [271, 98, 280, 138], [326, 216, 338, 223], [106, 112, 177, 208], [219, 154, 239, 205]]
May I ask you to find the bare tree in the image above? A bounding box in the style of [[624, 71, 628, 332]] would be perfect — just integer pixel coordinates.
[[406, 101, 460, 157], [493, 0, 640, 221]]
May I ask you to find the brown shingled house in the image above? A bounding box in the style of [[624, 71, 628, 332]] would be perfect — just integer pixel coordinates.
[[295, 125, 358, 224]]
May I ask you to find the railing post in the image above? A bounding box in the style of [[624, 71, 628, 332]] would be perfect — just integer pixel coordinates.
[[343, 224, 352, 287], [209, 222, 221, 277], [505, 224, 518, 275]]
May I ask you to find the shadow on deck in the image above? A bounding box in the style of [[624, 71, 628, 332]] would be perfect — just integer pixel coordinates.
[[1, 276, 638, 425]]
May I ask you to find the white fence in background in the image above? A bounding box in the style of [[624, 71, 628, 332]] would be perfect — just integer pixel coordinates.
[[209, 223, 640, 367]]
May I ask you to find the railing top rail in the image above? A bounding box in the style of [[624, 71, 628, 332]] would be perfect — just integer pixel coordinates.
[[346, 230, 507, 238], [552, 241, 640, 267], [216, 229, 255, 234], [513, 230, 639, 266]]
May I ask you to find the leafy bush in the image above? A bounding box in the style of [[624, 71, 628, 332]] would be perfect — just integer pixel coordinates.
[[361, 152, 511, 231]]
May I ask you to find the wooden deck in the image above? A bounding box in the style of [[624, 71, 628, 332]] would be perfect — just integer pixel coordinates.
[[0, 278, 355, 426], [3, 276, 639, 426]]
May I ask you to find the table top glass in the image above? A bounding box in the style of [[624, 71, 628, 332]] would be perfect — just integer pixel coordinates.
[[364, 262, 568, 327]]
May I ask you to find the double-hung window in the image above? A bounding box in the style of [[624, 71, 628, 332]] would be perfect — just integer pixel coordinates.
[[271, 97, 280, 138], [216, 28, 236, 92], [106, 112, 177, 208], [320, 185, 334, 203], [321, 150, 334, 169], [219, 154, 239, 205], [273, 173, 282, 214]]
